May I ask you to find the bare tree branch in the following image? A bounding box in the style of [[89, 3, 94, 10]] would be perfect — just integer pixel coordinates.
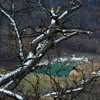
[[0, 1, 96, 100], [0, 88, 23, 100], [0, 7, 24, 61], [54, 28, 93, 44]]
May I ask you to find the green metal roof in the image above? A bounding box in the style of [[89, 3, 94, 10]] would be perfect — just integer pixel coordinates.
[[32, 64, 74, 76]]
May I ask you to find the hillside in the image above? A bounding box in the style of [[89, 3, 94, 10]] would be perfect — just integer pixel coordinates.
[[0, 0, 100, 68], [60, 0, 100, 54]]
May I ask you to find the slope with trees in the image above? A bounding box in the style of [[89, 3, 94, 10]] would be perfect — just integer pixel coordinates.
[[0, 0, 99, 100]]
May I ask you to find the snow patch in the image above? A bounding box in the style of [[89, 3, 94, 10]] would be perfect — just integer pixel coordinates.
[[44, 87, 83, 97], [24, 52, 34, 67], [51, 19, 55, 24], [52, 55, 89, 63], [51, 8, 57, 17], [0, 89, 23, 100], [59, 10, 68, 19], [0, 67, 22, 82], [37, 60, 49, 66]]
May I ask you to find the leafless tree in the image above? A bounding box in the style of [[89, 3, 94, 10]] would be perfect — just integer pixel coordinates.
[[0, 0, 99, 100]]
